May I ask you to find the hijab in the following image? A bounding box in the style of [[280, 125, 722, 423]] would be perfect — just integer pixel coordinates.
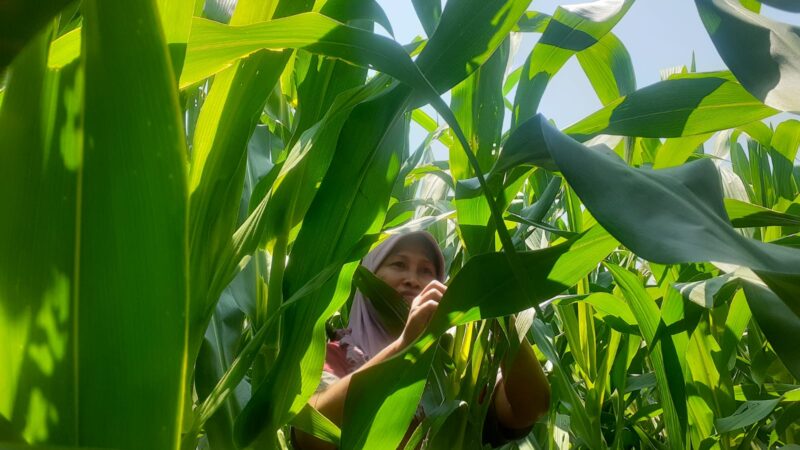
[[339, 231, 446, 365]]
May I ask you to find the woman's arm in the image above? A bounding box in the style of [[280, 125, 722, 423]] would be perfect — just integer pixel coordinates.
[[492, 337, 551, 431], [293, 339, 404, 450], [294, 281, 446, 450]]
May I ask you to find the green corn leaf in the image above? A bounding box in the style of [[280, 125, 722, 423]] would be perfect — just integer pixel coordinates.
[[186, 1, 314, 410], [352, 265, 410, 336], [653, 133, 713, 169], [156, 0, 197, 76], [514, 10, 552, 33], [180, 13, 420, 89], [576, 32, 636, 105], [193, 290, 248, 450], [716, 398, 782, 433], [257, 79, 390, 252], [579, 293, 638, 334], [414, 0, 531, 95], [563, 73, 777, 141], [1, 1, 190, 447], [184, 256, 348, 446], [770, 119, 800, 163], [290, 404, 341, 447], [319, 0, 394, 37], [685, 318, 736, 432], [724, 198, 800, 228], [696, 0, 800, 113], [496, 114, 800, 275], [411, 0, 442, 37], [673, 273, 739, 309], [741, 280, 800, 380]]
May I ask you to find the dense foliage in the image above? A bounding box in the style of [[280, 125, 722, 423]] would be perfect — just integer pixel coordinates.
[[1, 0, 799, 449]]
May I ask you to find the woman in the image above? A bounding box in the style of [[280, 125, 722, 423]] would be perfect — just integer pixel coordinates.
[[294, 231, 550, 449]]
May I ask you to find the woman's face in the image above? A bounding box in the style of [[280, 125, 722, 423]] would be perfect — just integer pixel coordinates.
[[374, 237, 438, 304]]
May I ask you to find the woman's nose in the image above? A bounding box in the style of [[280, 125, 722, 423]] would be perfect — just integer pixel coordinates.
[[404, 272, 422, 288]]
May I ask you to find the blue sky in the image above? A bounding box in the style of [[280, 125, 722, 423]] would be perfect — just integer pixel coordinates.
[[375, 1, 799, 156]]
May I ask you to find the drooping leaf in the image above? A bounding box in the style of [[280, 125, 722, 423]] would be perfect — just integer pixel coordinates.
[[496, 114, 800, 275], [180, 13, 421, 89], [674, 273, 739, 308], [696, 0, 800, 113]]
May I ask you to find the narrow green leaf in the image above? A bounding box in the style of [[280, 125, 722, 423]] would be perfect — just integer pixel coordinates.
[[715, 398, 781, 433], [653, 133, 712, 169], [579, 292, 638, 334], [741, 280, 800, 379], [352, 265, 410, 336], [607, 264, 686, 450], [290, 404, 341, 447], [725, 198, 800, 228]]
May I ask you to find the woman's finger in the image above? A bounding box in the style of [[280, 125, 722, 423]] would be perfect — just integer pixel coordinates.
[[412, 288, 443, 307], [419, 280, 447, 296]]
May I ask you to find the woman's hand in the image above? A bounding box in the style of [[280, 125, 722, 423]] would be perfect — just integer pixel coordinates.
[[396, 280, 446, 349]]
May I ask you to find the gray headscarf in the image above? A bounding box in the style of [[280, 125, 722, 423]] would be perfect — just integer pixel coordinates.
[[339, 231, 446, 364]]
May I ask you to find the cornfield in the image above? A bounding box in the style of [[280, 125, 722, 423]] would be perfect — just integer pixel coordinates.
[[1, 0, 799, 449]]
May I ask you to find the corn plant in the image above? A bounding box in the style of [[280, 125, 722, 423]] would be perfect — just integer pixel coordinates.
[[1, 0, 799, 449]]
